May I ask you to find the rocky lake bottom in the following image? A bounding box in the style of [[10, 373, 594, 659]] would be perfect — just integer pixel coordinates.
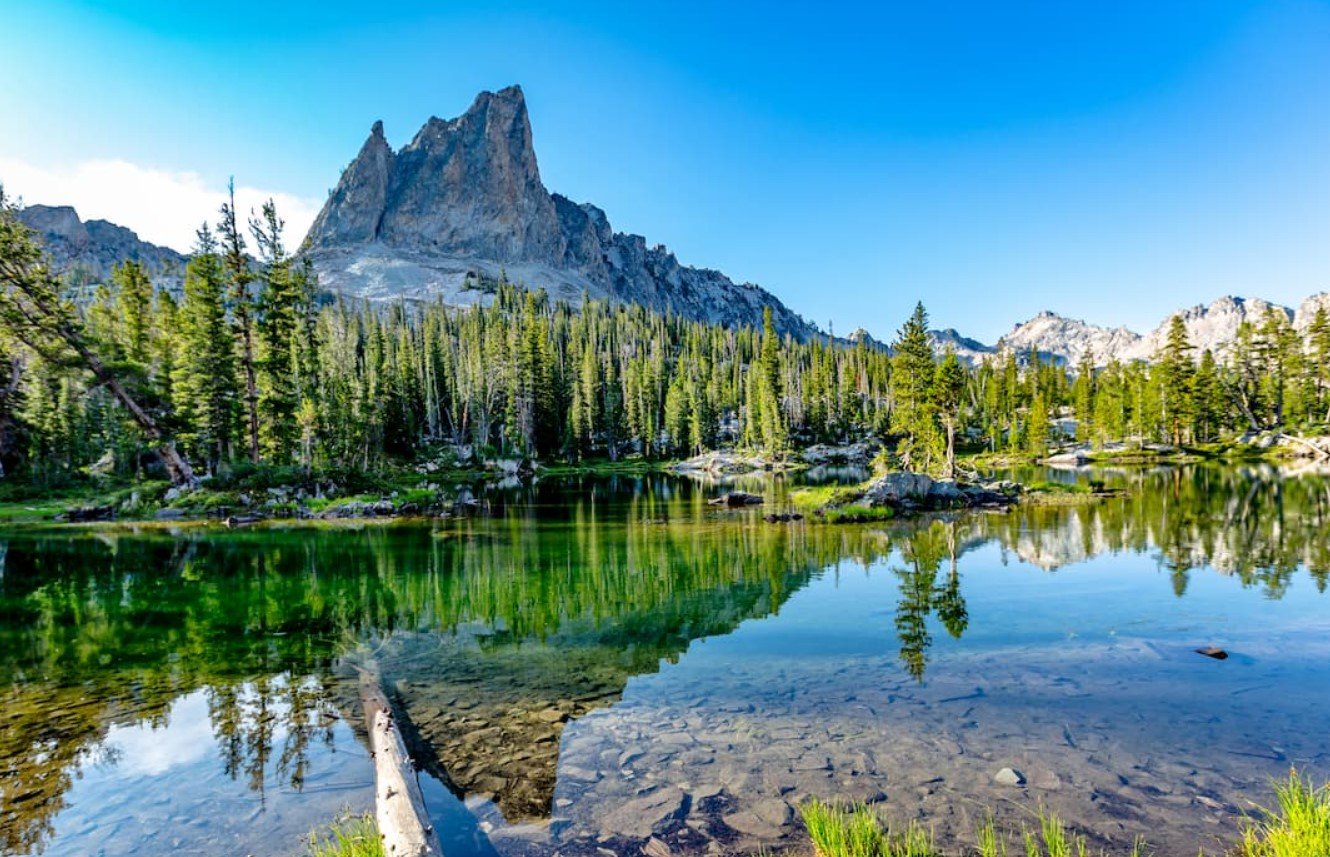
[[1, 466, 1327, 856]]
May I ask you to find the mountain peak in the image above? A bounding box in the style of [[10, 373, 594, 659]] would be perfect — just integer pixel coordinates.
[[303, 86, 816, 337], [17, 203, 184, 289]]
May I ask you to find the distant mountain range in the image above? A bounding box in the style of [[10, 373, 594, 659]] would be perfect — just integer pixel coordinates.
[[11, 84, 1327, 366], [927, 294, 1330, 367], [15, 203, 185, 292]]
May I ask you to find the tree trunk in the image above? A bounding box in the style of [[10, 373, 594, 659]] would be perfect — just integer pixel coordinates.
[[944, 419, 956, 480], [241, 317, 261, 463], [68, 330, 198, 487], [0, 356, 22, 475], [358, 663, 443, 857]]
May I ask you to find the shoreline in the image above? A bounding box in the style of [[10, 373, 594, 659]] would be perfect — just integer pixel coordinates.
[[0, 435, 1316, 529]]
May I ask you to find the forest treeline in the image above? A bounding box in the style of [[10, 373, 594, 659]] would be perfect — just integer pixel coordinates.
[[1, 190, 1329, 487]]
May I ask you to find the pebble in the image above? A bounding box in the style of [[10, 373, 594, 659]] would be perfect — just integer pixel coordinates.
[[995, 767, 1026, 787]]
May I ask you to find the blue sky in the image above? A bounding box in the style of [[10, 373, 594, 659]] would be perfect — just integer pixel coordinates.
[[2, 1, 1328, 342]]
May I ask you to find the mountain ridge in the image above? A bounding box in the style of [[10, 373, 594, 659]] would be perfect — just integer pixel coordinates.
[[15, 203, 186, 292], [304, 85, 818, 338], [15, 199, 1325, 366]]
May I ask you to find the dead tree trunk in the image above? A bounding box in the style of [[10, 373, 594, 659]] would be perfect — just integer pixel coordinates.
[[358, 663, 443, 857], [70, 335, 198, 486]]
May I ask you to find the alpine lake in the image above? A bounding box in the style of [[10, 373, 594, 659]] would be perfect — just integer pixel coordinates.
[[2, 464, 1328, 857]]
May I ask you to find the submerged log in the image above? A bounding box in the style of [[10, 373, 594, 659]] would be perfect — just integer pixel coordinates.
[[708, 491, 764, 507], [359, 664, 443, 856]]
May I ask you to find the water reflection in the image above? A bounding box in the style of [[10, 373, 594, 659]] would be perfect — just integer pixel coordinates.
[[0, 465, 1327, 855]]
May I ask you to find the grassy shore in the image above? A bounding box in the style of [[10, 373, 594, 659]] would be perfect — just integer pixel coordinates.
[[965, 436, 1316, 471], [797, 771, 1330, 857], [303, 772, 1330, 856], [0, 455, 673, 526]]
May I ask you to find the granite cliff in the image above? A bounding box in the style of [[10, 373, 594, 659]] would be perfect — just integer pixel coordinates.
[[304, 86, 816, 337]]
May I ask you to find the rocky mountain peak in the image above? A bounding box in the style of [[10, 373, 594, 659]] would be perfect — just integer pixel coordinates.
[[304, 86, 815, 337], [17, 204, 185, 291]]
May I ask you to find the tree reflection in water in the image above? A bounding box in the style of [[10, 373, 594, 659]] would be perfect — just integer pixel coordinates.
[[0, 465, 1327, 852]]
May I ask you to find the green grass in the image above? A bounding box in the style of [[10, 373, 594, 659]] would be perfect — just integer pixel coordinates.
[[804, 803, 1154, 857], [789, 485, 895, 524], [1023, 480, 1090, 495], [1239, 770, 1330, 857], [306, 813, 383, 857], [822, 504, 895, 524], [801, 800, 936, 857], [537, 456, 668, 477], [0, 479, 169, 523], [790, 485, 863, 512]]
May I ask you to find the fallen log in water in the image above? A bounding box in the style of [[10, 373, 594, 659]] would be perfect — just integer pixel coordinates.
[[707, 491, 764, 507], [358, 663, 443, 856], [1278, 433, 1330, 460]]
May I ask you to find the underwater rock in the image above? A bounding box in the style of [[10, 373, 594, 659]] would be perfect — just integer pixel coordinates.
[[1195, 646, 1229, 660], [994, 767, 1026, 787], [708, 492, 764, 507]]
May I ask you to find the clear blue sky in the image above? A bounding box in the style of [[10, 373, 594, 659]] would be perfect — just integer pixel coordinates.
[[2, 1, 1328, 342]]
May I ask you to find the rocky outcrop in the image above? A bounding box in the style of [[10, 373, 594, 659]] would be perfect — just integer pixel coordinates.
[[16, 204, 185, 292], [304, 86, 817, 338], [838, 472, 1020, 513]]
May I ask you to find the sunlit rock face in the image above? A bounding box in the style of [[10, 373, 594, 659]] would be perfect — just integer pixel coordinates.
[[981, 295, 1321, 369], [303, 86, 817, 338]]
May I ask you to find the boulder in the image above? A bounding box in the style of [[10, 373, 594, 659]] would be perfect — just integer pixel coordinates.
[[926, 479, 964, 504], [862, 472, 933, 506]]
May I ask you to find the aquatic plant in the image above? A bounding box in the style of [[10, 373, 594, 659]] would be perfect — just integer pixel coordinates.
[[803, 802, 1152, 857], [800, 799, 936, 857], [307, 812, 383, 857], [976, 814, 1006, 857], [1238, 770, 1330, 857]]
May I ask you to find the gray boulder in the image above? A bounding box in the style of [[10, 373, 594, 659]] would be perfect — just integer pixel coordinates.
[[863, 472, 933, 506]]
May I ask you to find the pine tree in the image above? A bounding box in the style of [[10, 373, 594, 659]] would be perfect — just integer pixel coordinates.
[[0, 188, 196, 484], [1192, 349, 1222, 442], [933, 350, 965, 479], [250, 200, 302, 461], [890, 302, 942, 473], [1071, 351, 1095, 444], [219, 181, 261, 463], [1156, 315, 1195, 445], [110, 260, 153, 367], [173, 225, 238, 469], [754, 307, 787, 451], [1307, 306, 1330, 424]]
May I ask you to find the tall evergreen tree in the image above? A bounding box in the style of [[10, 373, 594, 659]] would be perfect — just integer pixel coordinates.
[[890, 302, 942, 472], [173, 225, 238, 469], [219, 180, 261, 463]]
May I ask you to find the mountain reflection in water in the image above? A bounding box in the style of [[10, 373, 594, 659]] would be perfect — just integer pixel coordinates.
[[0, 466, 1327, 856]]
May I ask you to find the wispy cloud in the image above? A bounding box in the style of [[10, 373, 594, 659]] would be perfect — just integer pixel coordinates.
[[0, 158, 321, 254]]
